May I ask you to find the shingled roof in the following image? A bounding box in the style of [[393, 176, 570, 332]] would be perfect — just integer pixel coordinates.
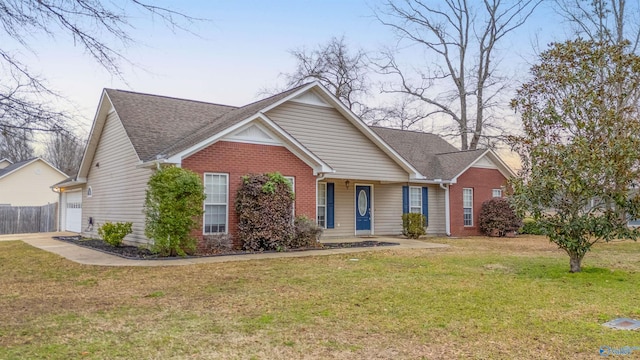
[[159, 84, 309, 159], [105, 89, 237, 162], [105, 84, 312, 162], [0, 158, 68, 180], [0, 158, 35, 179], [371, 126, 488, 181]]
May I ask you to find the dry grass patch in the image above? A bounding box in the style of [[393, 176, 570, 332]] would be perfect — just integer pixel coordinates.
[[0, 236, 639, 359]]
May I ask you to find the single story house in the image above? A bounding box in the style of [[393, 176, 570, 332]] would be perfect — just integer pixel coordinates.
[[0, 158, 68, 207], [55, 82, 514, 246]]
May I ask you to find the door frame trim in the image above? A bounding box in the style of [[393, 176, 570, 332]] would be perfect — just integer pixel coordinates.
[[354, 183, 374, 235]]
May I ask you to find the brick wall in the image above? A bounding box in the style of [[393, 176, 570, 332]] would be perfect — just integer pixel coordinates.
[[182, 140, 317, 248], [449, 167, 507, 236]]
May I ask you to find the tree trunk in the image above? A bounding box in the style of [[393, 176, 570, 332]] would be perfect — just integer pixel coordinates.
[[569, 253, 583, 273]]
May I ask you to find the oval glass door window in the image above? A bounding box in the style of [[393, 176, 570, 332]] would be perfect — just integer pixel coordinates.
[[358, 189, 367, 216]]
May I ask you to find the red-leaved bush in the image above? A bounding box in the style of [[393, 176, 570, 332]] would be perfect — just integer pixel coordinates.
[[478, 197, 522, 237], [235, 173, 294, 251]]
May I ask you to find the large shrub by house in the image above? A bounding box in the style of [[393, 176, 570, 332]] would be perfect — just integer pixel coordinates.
[[478, 198, 522, 237], [235, 172, 296, 251], [144, 166, 206, 256]]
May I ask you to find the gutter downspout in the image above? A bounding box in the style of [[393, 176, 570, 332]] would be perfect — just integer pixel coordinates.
[[440, 183, 451, 236]]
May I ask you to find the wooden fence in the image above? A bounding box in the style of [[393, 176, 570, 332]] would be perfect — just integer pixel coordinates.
[[0, 203, 57, 234]]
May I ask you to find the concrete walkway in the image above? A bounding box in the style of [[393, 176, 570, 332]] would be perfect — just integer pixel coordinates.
[[0, 232, 449, 267]]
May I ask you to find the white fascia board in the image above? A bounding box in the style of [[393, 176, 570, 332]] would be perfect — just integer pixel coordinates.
[[486, 150, 518, 178], [0, 158, 66, 180], [77, 90, 113, 179], [305, 83, 425, 180], [167, 116, 256, 163], [167, 113, 334, 175], [257, 81, 424, 179], [36, 158, 70, 178], [407, 178, 454, 185], [450, 149, 515, 183], [256, 114, 334, 174], [0, 158, 37, 180], [258, 82, 319, 114], [137, 158, 179, 169]]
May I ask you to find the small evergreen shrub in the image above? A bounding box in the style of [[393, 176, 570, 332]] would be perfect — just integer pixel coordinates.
[[98, 221, 132, 247], [291, 215, 323, 248], [478, 198, 522, 237], [402, 213, 426, 239], [236, 172, 294, 251], [520, 217, 545, 235]]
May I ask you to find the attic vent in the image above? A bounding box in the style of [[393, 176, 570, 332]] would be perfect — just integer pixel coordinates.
[[225, 124, 281, 145], [290, 91, 331, 107]]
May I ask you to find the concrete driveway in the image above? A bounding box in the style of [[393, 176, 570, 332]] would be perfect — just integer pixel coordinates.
[[0, 232, 449, 267]]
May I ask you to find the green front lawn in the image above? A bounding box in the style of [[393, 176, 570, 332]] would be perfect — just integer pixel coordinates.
[[1, 236, 638, 359]]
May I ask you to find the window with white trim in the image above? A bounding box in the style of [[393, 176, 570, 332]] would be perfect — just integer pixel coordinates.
[[284, 176, 295, 219], [492, 189, 502, 198], [463, 188, 473, 226], [317, 182, 326, 228], [204, 173, 228, 234], [409, 186, 422, 214]]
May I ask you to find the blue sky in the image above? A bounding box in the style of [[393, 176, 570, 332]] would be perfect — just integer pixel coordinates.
[[21, 1, 566, 135]]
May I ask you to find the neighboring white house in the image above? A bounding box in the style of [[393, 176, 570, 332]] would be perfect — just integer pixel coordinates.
[[0, 158, 68, 206]]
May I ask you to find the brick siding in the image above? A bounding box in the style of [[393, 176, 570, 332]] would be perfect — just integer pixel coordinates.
[[182, 140, 316, 249], [449, 167, 508, 236]]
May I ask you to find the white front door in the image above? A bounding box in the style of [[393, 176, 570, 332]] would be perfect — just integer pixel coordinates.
[[65, 191, 82, 233]]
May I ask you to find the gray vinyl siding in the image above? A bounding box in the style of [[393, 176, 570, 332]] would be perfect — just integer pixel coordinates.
[[267, 102, 409, 182], [426, 184, 446, 235], [374, 183, 403, 235], [322, 180, 355, 238], [82, 111, 152, 244], [321, 180, 405, 238]]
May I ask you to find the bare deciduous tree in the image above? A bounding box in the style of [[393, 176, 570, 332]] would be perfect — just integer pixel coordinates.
[[0, 0, 200, 139], [369, 96, 432, 130], [376, 0, 541, 150], [556, 0, 640, 51], [0, 130, 34, 162], [283, 36, 371, 117], [44, 132, 85, 176]]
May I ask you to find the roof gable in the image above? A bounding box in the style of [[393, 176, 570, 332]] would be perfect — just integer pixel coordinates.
[[106, 89, 237, 161], [372, 127, 515, 181], [159, 84, 307, 159], [78, 82, 421, 180], [0, 158, 67, 180]]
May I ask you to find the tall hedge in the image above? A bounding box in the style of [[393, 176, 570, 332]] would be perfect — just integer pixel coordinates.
[[144, 166, 206, 256], [235, 172, 294, 251]]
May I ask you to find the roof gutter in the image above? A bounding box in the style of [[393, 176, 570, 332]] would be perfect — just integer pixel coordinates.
[[137, 157, 179, 169]]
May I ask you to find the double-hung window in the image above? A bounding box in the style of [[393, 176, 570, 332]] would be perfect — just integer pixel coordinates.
[[204, 173, 228, 233], [317, 182, 327, 228], [409, 187, 422, 214], [463, 188, 473, 226]]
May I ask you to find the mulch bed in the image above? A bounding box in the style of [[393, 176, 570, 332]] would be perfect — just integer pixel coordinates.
[[52, 236, 400, 260]]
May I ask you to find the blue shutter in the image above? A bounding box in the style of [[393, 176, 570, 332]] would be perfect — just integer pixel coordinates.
[[402, 186, 409, 214], [327, 183, 335, 229], [422, 187, 429, 225]]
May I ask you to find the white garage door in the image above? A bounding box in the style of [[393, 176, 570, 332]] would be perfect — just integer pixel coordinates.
[[65, 191, 82, 233]]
